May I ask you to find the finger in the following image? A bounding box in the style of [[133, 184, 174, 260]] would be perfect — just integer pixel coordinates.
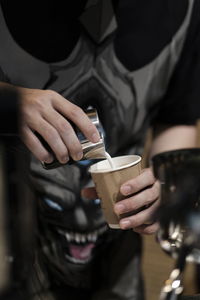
[[119, 199, 160, 230], [53, 97, 100, 143], [33, 119, 70, 164], [120, 168, 156, 196], [21, 125, 53, 163], [42, 109, 83, 161], [133, 222, 159, 235], [114, 180, 160, 215]]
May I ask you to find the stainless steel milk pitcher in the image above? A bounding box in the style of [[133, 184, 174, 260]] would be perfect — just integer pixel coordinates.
[[41, 107, 106, 169]]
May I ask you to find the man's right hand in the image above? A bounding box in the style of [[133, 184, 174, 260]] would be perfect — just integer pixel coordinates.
[[16, 86, 100, 164]]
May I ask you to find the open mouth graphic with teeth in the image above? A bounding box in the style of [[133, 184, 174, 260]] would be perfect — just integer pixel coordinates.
[[58, 225, 108, 264]]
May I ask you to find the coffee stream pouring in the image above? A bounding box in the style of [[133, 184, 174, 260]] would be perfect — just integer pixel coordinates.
[[152, 148, 200, 300]]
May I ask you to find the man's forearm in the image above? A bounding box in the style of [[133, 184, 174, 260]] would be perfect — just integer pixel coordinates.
[[150, 124, 197, 158]]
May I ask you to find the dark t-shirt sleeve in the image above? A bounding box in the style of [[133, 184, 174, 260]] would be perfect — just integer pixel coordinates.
[[155, 0, 200, 125]]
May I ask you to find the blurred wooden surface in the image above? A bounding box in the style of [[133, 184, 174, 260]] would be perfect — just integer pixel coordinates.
[[142, 234, 198, 300]]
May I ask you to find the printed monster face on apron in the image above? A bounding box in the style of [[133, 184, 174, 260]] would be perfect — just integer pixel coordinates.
[[30, 157, 120, 288]]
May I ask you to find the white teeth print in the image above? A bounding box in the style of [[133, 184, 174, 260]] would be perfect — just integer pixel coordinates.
[[87, 233, 93, 242], [81, 235, 86, 243], [65, 233, 71, 242], [65, 253, 91, 264], [70, 234, 74, 241], [91, 234, 97, 242], [75, 233, 81, 243], [57, 225, 108, 243]]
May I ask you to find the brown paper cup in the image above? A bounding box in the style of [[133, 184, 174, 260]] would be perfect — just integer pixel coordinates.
[[89, 155, 142, 229]]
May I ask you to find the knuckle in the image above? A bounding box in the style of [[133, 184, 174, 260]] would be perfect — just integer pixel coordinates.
[[152, 198, 160, 209], [33, 98, 48, 113], [143, 185, 159, 205], [70, 106, 83, 119], [142, 168, 156, 183], [21, 126, 29, 138], [130, 216, 141, 228], [141, 168, 151, 176], [52, 146, 69, 163], [147, 187, 157, 202], [147, 169, 155, 184], [125, 198, 135, 211], [63, 131, 82, 153], [45, 127, 57, 140], [46, 89, 57, 99], [68, 147, 82, 158], [35, 146, 52, 162], [23, 109, 33, 120], [70, 141, 82, 153], [57, 119, 71, 134], [155, 180, 161, 193], [130, 179, 140, 192], [58, 148, 68, 158], [152, 184, 159, 199], [86, 122, 96, 133]]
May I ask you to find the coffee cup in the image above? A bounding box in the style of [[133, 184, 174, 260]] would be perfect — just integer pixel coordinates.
[[89, 155, 142, 229]]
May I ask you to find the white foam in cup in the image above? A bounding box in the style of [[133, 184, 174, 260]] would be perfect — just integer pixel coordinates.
[[89, 155, 142, 229]]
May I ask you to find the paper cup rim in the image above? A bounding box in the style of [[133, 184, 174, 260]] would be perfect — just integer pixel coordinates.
[[89, 155, 141, 173], [109, 224, 121, 229]]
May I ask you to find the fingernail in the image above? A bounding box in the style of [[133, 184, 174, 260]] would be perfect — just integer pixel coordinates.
[[114, 203, 125, 214], [75, 152, 83, 161], [120, 219, 131, 229], [44, 155, 54, 163], [91, 133, 100, 143], [61, 156, 69, 163], [121, 185, 131, 195]]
